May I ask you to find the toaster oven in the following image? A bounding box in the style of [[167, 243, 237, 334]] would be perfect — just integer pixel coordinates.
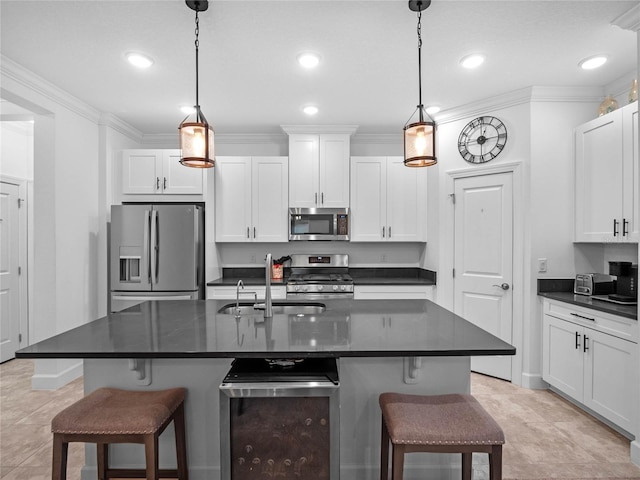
[[574, 273, 614, 296]]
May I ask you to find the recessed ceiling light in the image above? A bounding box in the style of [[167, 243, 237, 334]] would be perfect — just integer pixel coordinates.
[[126, 52, 154, 69], [297, 52, 321, 69], [579, 55, 608, 70], [425, 106, 441, 115], [180, 105, 196, 115], [459, 54, 485, 69], [302, 105, 319, 116]]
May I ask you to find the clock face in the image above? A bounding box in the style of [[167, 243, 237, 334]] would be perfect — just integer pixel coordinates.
[[457, 116, 507, 164]]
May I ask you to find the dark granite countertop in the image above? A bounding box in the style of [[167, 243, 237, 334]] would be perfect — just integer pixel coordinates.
[[207, 268, 436, 287], [16, 298, 513, 359], [538, 279, 637, 320]]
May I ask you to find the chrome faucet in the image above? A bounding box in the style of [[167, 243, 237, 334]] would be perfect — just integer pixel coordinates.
[[264, 253, 273, 318], [235, 279, 257, 318]]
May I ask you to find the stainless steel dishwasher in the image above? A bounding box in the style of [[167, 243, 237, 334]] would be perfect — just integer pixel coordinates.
[[219, 357, 340, 480]]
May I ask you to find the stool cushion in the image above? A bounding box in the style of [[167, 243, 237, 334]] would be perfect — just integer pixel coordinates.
[[379, 393, 504, 446], [52, 387, 186, 435]]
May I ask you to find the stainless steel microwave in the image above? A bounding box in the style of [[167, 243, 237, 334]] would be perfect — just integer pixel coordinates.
[[289, 208, 349, 241]]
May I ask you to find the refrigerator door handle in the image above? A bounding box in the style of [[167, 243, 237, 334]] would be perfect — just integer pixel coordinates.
[[112, 295, 193, 301], [151, 209, 158, 285], [144, 210, 151, 283]]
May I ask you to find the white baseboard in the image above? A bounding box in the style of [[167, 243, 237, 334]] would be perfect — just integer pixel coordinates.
[[631, 440, 640, 467], [31, 360, 83, 390], [520, 372, 548, 390]]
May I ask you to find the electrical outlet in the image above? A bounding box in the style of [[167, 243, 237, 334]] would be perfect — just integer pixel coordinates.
[[250, 254, 256, 264], [538, 258, 547, 273]]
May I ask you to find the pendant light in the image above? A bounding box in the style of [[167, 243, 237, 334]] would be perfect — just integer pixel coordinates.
[[403, 0, 437, 167], [179, 0, 215, 168]]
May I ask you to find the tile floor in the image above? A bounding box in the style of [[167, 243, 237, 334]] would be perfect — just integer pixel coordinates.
[[1, 359, 639, 479]]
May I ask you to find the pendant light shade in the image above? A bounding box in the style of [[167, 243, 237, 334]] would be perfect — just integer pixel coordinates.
[[404, 0, 437, 167], [404, 119, 436, 167], [180, 0, 215, 168]]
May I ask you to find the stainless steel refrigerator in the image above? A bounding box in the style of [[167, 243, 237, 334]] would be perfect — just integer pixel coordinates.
[[110, 204, 204, 312]]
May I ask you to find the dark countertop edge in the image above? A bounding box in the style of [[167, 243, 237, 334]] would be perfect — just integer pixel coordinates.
[[207, 267, 437, 287], [16, 348, 515, 360], [537, 278, 637, 320]]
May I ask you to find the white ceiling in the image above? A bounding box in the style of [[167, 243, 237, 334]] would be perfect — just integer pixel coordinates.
[[1, 1, 637, 135]]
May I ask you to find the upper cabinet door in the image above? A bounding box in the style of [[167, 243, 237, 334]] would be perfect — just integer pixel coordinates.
[[350, 157, 387, 241], [162, 150, 203, 195], [215, 157, 253, 242], [574, 109, 624, 242], [386, 157, 427, 242], [289, 135, 320, 208], [621, 102, 639, 242], [319, 134, 350, 208], [122, 150, 162, 194], [252, 157, 289, 242]]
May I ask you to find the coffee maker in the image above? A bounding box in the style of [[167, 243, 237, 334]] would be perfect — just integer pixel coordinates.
[[608, 261, 638, 304]]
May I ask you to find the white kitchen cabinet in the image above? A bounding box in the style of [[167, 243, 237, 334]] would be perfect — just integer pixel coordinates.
[[542, 298, 638, 433], [350, 156, 427, 242], [122, 149, 203, 195], [354, 285, 434, 301], [574, 101, 638, 242], [215, 156, 288, 243], [288, 134, 350, 208], [207, 285, 286, 300]]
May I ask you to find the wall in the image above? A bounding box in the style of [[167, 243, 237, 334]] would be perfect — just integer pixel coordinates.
[[1, 56, 104, 387], [0, 120, 33, 179]]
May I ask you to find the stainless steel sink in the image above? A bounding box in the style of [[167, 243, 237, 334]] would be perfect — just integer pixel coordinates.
[[218, 302, 326, 315]]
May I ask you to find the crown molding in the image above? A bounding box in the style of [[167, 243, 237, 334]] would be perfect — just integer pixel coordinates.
[[612, 3, 640, 32], [280, 125, 359, 135], [216, 133, 287, 144], [99, 113, 143, 142], [0, 55, 101, 124], [351, 133, 401, 145], [435, 86, 604, 125]]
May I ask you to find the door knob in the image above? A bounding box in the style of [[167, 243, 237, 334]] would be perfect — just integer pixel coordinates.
[[493, 283, 510, 290]]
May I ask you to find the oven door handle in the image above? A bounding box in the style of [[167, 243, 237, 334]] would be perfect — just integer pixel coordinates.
[[220, 381, 340, 393]]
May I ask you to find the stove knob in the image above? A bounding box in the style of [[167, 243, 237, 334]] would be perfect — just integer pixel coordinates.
[[318, 285, 324, 291], [295, 285, 301, 292], [302, 286, 308, 292], [333, 285, 339, 291], [341, 285, 346, 291]]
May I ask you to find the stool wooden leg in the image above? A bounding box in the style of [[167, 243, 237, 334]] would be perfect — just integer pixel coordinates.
[[97, 443, 108, 480], [52, 433, 68, 480], [391, 444, 405, 480], [380, 419, 390, 480], [489, 445, 502, 480], [174, 404, 189, 480], [462, 452, 472, 480], [144, 434, 160, 480]]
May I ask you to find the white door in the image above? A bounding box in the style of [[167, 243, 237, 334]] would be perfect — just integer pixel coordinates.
[[0, 182, 21, 362], [454, 172, 513, 380]]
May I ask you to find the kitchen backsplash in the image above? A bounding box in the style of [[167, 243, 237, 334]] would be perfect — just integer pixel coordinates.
[[216, 242, 427, 268]]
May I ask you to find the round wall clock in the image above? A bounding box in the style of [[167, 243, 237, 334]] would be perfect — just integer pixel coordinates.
[[457, 116, 507, 164]]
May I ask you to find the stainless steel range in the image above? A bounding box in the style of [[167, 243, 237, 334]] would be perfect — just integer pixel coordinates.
[[286, 254, 354, 299]]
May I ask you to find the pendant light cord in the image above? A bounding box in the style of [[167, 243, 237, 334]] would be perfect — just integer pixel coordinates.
[[417, 9, 423, 122], [194, 10, 200, 121]]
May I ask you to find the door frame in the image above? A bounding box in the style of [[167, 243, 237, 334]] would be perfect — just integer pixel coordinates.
[[441, 161, 524, 386], [1, 176, 30, 354]]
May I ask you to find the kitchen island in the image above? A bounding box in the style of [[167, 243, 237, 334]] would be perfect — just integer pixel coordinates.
[[17, 298, 514, 480]]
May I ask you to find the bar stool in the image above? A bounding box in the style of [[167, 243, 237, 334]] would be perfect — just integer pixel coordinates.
[[379, 392, 504, 480], [51, 387, 188, 480]]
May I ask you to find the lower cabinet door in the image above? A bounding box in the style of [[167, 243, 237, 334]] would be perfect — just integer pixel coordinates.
[[583, 329, 636, 433], [542, 315, 584, 400]]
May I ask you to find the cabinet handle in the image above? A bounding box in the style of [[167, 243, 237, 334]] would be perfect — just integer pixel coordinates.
[[163, 177, 167, 190], [575, 331, 581, 350], [570, 312, 595, 322], [382, 226, 385, 238], [613, 218, 619, 236], [253, 227, 256, 238], [321, 192, 324, 205], [623, 218, 629, 236], [583, 335, 589, 353], [247, 227, 250, 239], [315, 193, 318, 205], [388, 226, 391, 238], [156, 177, 160, 190]]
